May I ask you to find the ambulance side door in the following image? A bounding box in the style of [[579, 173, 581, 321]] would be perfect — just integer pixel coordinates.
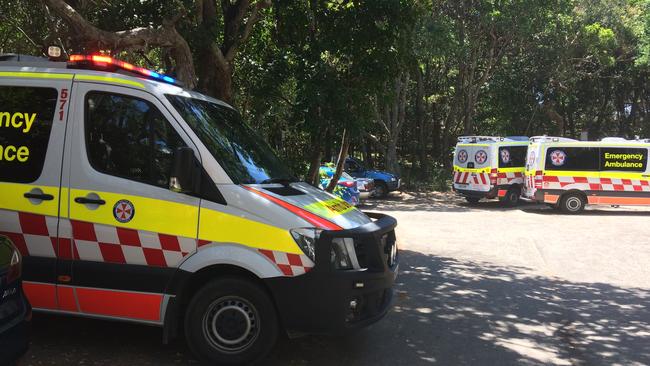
[[0, 74, 72, 310], [63, 81, 200, 322]]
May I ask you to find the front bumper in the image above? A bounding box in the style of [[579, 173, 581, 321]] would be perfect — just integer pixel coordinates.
[[265, 212, 398, 335], [453, 185, 498, 199]]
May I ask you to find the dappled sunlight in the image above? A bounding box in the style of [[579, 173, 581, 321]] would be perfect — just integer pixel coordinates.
[[26, 249, 650, 366], [267, 250, 650, 365]]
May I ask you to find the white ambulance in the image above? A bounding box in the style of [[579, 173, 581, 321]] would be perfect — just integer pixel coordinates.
[[524, 136, 650, 213], [0, 52, 398, 364], [452, 136, 528, 206]]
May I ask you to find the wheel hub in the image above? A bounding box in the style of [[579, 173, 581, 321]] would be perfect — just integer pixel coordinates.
[[203, 296, 259, 354]]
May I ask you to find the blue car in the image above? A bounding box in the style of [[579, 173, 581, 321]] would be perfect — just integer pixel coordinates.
[[345, 157, 400, 198], [319, 165, 361, 206]]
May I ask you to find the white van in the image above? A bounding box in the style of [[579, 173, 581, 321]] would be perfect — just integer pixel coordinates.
[[524, 136, 650, 213], [0, 53, 398, 363], [452, 136, 528, 206]]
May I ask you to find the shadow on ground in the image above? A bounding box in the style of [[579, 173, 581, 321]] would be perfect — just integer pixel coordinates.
[[24, 251, 650, 365], [361, 191, 544, 213]]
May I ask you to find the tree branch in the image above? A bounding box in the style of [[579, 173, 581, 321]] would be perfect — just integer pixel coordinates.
[[42, 0, 196, 88], [224, 0, 271, 62]]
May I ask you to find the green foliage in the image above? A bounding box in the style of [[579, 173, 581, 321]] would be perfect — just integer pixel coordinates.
[[3, 0, 650, 190]]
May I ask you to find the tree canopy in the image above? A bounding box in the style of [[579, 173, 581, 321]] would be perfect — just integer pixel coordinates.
[[2, 0, 648, 187]]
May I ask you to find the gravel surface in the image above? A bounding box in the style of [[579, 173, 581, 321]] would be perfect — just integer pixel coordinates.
[[21, 192, 650, 365]]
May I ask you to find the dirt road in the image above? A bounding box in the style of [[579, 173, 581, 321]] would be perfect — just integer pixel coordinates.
[[22, 193, 650, 365]]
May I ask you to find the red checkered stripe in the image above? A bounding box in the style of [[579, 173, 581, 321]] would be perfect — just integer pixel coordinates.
[[0, 210, 195, 268], [258, 249, 314, 276], [453, 171, 490, 186], [543, 176, 650, 192], [496, 171, 524, 185]]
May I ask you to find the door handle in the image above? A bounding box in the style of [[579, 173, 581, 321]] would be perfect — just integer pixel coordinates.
[[24, 192, 55, 201], [74, 197, 106, 205]]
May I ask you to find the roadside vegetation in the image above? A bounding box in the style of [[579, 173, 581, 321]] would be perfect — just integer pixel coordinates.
[[2, 0, 649, 189]]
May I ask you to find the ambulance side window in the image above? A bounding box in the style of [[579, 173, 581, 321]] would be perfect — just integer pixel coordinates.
[[85, 92, 186, 189], [545, 147, 599, 171], [498, 146, 527, 168], [599, 147, 647, 172], [0, 86, 58, 183]]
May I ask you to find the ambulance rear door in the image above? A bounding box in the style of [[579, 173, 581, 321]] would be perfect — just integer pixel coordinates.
[[62, 80, 201, 322], [453, 144, 492, 192], [524, 142, 543, 198], [0, 71, 72, 311]]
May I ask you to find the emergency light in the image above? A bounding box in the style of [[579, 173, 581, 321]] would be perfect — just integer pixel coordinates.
[[68, 54, 179, 86]]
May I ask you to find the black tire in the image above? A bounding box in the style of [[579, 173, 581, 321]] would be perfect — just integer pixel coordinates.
[[559, 193, 586, 214], [500, 186, 520, 207], [374, 181, 389, 198], [184, 277, 278, 365], [465, 197, 480, 204]]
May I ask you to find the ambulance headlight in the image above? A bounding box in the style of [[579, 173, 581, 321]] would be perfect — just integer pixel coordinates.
[[290, 228, 320, 261], [331, 238, 355, 270]]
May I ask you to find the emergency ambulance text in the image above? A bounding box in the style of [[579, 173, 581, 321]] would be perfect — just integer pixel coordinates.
[[0, 112, 37, 133], [603, 152, 645, 169], [0, 112, 37, 163]]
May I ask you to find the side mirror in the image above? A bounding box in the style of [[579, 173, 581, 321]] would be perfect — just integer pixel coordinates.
[[170, 147, 199, 193]]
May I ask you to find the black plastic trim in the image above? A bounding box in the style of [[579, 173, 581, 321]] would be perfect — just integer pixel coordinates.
[[265, 212, 398, 335]]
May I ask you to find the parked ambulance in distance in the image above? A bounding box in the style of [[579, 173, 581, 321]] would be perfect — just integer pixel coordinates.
[[452, 136, 528, 206], [0, 51, 399, 364], [524, 136, 650, 213]]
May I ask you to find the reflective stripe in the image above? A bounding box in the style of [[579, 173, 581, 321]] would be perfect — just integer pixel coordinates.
[[544, 170, 631, 178], [498, 167, 525, 173], [74, 74, 145, 89], [0, 71, 73, 80], [57, 286, 79, 312], [75, 287, 162, 321], [199, 207, 304, 254], [587, 196, 650, 205], [23, 281, 57, 309], [69, 188, 198, 239], [543, 194, 560, 204], [0, 182, 60, 217], [242, 186, 342, 231], [453, 165, 491, 174]]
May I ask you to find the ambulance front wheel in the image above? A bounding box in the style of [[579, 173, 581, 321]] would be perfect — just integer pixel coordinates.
[[184, 277, 278, 365], [559, 193, 586, 214]]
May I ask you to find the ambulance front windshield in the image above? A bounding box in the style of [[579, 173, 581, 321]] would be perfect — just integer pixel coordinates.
[[166, 95, 296, 184]]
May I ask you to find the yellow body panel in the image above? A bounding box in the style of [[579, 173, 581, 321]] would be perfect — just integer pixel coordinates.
[[69, 188, 198, 238], [199, 208, 301, 254], [0, 182, 60, 217]]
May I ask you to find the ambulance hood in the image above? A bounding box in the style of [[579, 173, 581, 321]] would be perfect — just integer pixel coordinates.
[[249, 182, 372, 230]]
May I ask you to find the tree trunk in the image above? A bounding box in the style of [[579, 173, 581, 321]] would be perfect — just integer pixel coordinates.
[[325, 129, 350, 193], [306, 133, 323, 186]]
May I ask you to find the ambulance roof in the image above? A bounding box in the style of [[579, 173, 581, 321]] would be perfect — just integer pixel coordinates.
[[532, 139, 650, 147], [457, 135, 529, 144]]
